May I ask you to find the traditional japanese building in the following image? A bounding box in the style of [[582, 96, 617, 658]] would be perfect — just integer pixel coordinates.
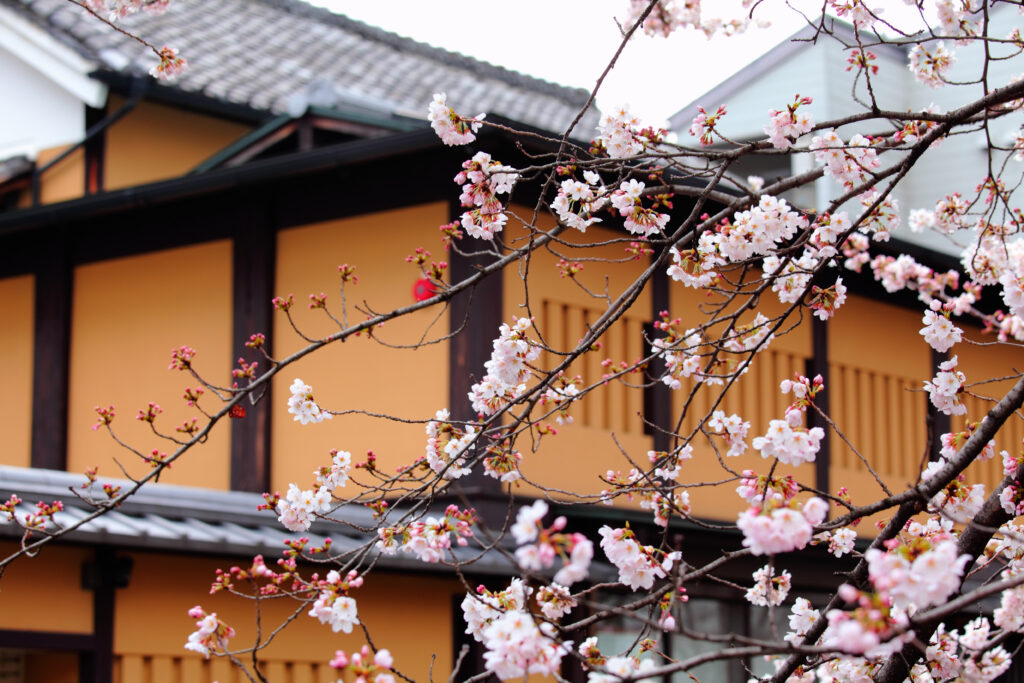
[[0, 2, 1020, 682]]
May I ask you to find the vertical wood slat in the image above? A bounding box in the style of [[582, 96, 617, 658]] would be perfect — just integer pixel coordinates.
[[542, 298, 648, 434], [209, 657, 234, 683], [119, 655, 145, 683], [264, 661, 288, 683], [291, 662, 314, 683], [151, 656, 175, 683], [901, 379, 916, 477], [179, 657, 203, 683]]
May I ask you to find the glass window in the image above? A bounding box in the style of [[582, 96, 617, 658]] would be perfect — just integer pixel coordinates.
[[589, 590, 797, 683]]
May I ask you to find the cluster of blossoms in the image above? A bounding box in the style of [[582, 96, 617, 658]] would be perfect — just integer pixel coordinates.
[[329, 647, 395, 683], [538, 374, 581, 426], [85, 0, 169, 19], [375, 504, 476, 563], [511, 500, 593, 586], [454, 151, 518, 239], [893, 104, 943, 146], [829, 0, 877, 29], [308, 569, 362, 634], [764, 95, 814, 149], [912, 192, 971, 235], [751, 375, 825, 465], [937, 419, 997, 464], [595, 106, 665, 158], [706, 411, 751, 457], [924, 354, 968, 416], [481, 440, 524, 482], [736, 470, 828, 555], [752, 416, 825, 466], [786, 597, 821, 645], [150, 46, 186, 79], [865, 518, 970, 611], [461, 580, 570, 680], [808, 277, 849, 321], [427, 92, 483, 146], [858, 191, 900, 242], [622, 0, 701, 37], [746, 564, 792, 606], [914, 618, 1009, 682], [587, 653, 659, 683], [598, 524, 680, 589], [822, 584, 912, 657], [469, 318, 541, 416], [963, 233, 1024, 322], [288, 378, 332, 424], [184, 605, 234, 658], [1000, 480, 1024, 517], [536, 584, 576, 620], [609, 179, 670, 236], [480, 609, 570, 679], [273, 449, 351, 532], [424, 409, 478, 480], [920, 299, 964, 352], [688, 104, 727, 146], [922, 459, 986, 522], [552, 170, 608, 232], [909, 42, 957, 88], [640, 488, 692, 527], [810, 129, 880, 188], [651, 313, 772, 390], [715, 194, 808, 267], [762, 251, 819, 307], [813, 527, 858, 557], [648, 445, 694, 482], [666, 238, 722, 289], [599, 464, 693, 527]]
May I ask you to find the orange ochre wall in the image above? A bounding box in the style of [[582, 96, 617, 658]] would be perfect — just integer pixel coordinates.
[[954, 326, 1024, 492], [30, 96, 251, 205], [67, 241, 233, 488], [662, 270, 815, 521], [0, 275, 34, 469], [0, 543, 93, 633], [0, 545, 459, 683], [114, 552, 460, 683], [501, 216, 654, 501], [827, 295, 930, 516], [33, 146, 85, 205], [103, 97, 251, 191], [272, 203, 451, 492]]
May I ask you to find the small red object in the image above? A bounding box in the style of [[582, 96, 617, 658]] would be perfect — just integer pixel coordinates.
[[412, 278, 437, 302], [229, 405, 246, 419]]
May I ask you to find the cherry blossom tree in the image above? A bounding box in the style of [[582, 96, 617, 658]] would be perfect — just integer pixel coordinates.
[[8, 1, 1024, 682]]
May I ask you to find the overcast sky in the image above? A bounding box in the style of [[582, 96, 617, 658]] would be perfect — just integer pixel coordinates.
[[305, 1, 926, 125]]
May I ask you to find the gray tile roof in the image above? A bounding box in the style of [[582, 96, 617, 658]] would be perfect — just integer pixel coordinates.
[[0, 465, 524, 574], [9, 0, 600, 134]]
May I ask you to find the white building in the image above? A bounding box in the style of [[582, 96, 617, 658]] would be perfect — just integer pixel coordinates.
[[668, 8, 1023, 257]]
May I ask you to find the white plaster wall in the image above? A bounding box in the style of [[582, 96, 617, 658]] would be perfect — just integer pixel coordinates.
[[0, 44, 86, 158]]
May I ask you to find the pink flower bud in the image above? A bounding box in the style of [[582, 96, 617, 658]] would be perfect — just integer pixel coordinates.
[[374, 649, 394, 669], [330, 650, 349, 669]]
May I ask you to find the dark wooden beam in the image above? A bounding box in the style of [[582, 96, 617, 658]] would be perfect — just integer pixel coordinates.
[[0, 629, 95, 650], [31, 238, 71, 470], [83, 105, 106, 195], [929, 348, 951, 462], [230, 196, 276, 492], [645, 253, 672, 451], [808, 316, 831, 497], [447, 199, 505, 512]]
